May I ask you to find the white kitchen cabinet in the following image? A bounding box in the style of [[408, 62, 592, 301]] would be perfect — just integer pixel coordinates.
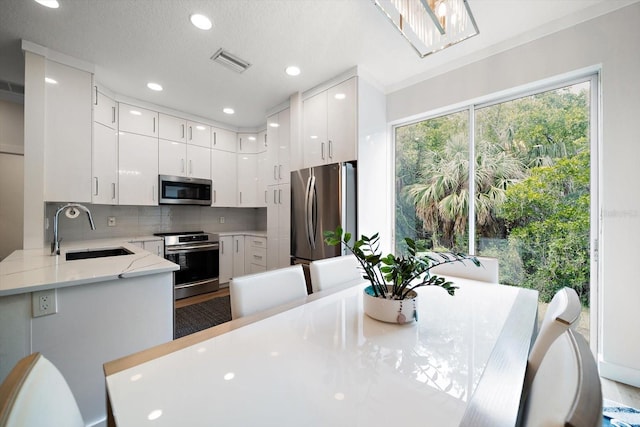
[[43, 60, 92, 202], [93, 85, 117, 129], [118, 103, 158, 137], [237, 133, 259, 154], [159, 140, 211, 179], [158, 113, 186, 143], [211, 149, 237, 207], [303, 77, 357, 168], [266, 108, 290, 186], [245, 236, 267, 273], [267, 183, 291, 270], [219, 236, 233, 285], [92, 122, 118, 204], [187, 121, 211, 148], [212, 127, 237, 152], [232, 235, 246, 278], [237, 153, 259, 206], [118, 131, 159, 206]]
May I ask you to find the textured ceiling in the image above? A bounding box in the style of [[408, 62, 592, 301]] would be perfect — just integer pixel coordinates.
[[0, 0, 634, 128]]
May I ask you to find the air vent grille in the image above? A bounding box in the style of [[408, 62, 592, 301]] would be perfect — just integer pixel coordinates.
[[210, 48, 251, 73]]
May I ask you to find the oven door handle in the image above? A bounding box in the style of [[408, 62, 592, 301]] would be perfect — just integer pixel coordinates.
[[165, 243, 219, 252]]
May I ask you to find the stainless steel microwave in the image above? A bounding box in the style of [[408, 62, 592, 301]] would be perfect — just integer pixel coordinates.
[[158, 175, 212, 206]]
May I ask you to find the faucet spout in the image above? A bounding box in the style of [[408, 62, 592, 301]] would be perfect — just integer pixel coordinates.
[[52, 203, 96, 255]]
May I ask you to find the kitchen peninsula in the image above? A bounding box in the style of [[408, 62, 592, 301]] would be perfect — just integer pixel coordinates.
[[0, 239, 179, 427]]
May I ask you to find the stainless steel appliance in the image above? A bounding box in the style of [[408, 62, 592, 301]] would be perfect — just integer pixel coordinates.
[[291, 162, 357, 264], [154, 231, 220, 299], [158, 175, 212, 206]]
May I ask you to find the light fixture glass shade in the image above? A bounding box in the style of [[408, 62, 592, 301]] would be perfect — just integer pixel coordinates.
[[373, 0, 478, 57]]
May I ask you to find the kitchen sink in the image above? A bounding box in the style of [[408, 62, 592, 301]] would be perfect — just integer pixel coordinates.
[[65, 247, 133, 261]]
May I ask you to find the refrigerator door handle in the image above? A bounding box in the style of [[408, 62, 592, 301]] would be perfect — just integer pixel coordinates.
[[306, 175, 317, 250]]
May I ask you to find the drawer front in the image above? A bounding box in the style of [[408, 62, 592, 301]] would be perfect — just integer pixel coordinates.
[[248, 247, 267, 267], [248, 236, 267, 249], [248, 263, 267, 274]]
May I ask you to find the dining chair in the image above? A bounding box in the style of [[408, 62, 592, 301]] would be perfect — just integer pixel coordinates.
[[428, 255, 499, 283], [519, 329, 602, 427], [524, 286, 582, 389], [309, 254, 362, 293], [229, 264, 308, 319], [0, 352, 84, 427]]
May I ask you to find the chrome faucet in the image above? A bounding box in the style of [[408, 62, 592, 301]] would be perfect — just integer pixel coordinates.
[[51, 203, 96, 255]]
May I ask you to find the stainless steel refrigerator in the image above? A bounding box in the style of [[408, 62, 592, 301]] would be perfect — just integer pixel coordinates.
[[291, 162, 357, 264]]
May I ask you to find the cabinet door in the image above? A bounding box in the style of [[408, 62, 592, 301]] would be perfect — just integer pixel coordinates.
[[266, 114, 280, 186], [118, 132, 159, 206], [237, 153, 258, 206], [212, 127, 237, 152], [237, 133, 259, 154], [118, 103, 158, 137], [187, 144, 211, 179], [327, 77, 357, 163], [211, 149, 237, 206], [302, 91, 328, 168], [93, 87, 117, 129], [266, 186, 279, 269], [158, 139, 187, 176], [232, 236, 245, 278], [277, 109, 291, 183], [219, 236, 233, 284], [187, 121, 211, 148], [92, 122, 118, 204], [44, 59, 92, 202], [267, 183, 291, 270], [158, 113, 186, 143]]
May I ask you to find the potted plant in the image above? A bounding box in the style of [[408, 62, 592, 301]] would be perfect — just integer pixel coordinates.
[[324, 226, 481, 324]]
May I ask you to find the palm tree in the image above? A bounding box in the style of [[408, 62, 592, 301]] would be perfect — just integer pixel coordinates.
[[404, 134, 524, 249]]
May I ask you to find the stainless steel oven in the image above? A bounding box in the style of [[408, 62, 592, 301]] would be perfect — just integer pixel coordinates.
[[154, 231, 219, 300]]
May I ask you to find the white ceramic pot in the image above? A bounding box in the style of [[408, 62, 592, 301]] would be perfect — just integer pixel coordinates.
[[363, 285, 418, 324]]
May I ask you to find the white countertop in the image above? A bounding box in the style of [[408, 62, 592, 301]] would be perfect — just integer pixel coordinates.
[[0, 238, 179, 297], [106, 280, 538, 427]]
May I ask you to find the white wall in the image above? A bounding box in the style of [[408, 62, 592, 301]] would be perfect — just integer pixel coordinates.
[[386, 3, 640, 386]]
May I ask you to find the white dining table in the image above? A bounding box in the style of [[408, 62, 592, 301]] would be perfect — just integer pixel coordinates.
[[104, 278, 538, 427]]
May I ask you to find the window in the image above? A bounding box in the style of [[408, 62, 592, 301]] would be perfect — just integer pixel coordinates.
[[394, 79, 594, 312]]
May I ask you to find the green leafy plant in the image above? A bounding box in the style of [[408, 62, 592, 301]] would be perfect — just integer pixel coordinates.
[[324, 226, 481, 300]]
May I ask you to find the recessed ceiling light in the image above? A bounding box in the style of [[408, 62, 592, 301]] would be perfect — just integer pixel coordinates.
[[34, 0, 59, 8], [190, 14, 212, 30], [223, 107, 234, 115], [147, 82, 163, 91], [285, 66, 301, 76], [44, 77, 58, 84]]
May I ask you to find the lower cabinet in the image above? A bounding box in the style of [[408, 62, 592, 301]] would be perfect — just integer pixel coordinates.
[[245, 236, 267, 273], [219, 236, 233, 284], [219, 234, 268, 285]]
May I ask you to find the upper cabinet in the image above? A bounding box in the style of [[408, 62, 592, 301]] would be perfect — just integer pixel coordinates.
[[266, 108, 290, 186], [237, 133, 260, 154], [93, 85, 117, 129], [212, 127, 237, 152], [158, 113, 187, 143], [92, 85, 118, 205], [302, 77, 357, 168], [186, 121, 211, 148], [43, 60, 92, 202], [119, 103, 158, 137], [118, 131, 159, 206]]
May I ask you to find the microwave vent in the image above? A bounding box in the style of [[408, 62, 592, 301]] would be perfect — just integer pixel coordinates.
[[210, 48, 251, 73]]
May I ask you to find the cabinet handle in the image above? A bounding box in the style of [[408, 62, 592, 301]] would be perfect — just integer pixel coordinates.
[[239, 191, 242, 204], [236, 240, 239, 253], [221, 240, 224, 254], [254, 255, 263, 260], [112, 183, 116, 200], [279, 165, 283, 180], [329, 140, 333, 159], [94, 177, 99, 196], [111, 106, 116, 124], [321, 142, 325, 159], [213, 189, 217, 203], [239, 138, 242, 151], [213, 131, 217, 146], [273, 189, 277, 204], [181, 158, 185, 173], [273, 165, 278, 180], [189, 126, 193, 141], [153, 117, 156, 134], [264, 133, 267, 147], [182, 124, 185, 139], [264, 190, 267, 204], [94, 86, 98, 105], [279, 189, 282, 204]]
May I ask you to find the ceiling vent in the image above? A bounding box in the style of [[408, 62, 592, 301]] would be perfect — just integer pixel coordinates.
[[210, 48, 251, 73]]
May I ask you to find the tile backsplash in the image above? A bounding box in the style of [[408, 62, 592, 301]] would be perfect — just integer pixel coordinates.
[[44, 203, 266, 243]]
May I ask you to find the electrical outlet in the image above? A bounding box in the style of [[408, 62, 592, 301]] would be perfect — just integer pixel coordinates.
[[108, 216, 117, 227], [32, 289, 58, 317], [219, 217, 225, 224]]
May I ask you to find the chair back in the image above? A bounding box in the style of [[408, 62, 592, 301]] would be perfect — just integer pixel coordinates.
[[429, 255, 499, 283], [520, 329, 602, 427], [309, 254, 362, 293], [230, 264, 308, 319], [525, 286, 582, 388], [0, 353, 84, 427]]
